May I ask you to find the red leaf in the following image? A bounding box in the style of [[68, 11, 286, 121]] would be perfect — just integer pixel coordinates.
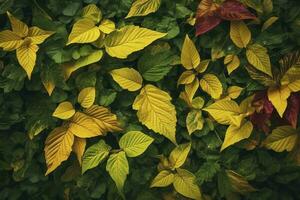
[[195, 15, 222, 36], [284, 93, 300, 128], [218, 0, 256, 20]]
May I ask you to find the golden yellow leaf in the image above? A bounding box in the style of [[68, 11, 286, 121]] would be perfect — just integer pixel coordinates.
[[126, 0, 161, 18], [84, 105, 122, 134], [16, 40, 39, 79], [72, 137, 86, 165], [262, 16, 278, 31], [150, 170, 174, 188], [78, 87, 96, 108], [133, 84, 177, 144], [110, 68, 143, 91], [173, 168, 202, 200], [67, 18, 100, 45], [0, 30, 23, 51], [230, 21, 251, 48], [177, 70, 196, 86], [224, 54, 240, 74], [264, 126, 298, 152], [199, 74, 223, 99], [82, 4, 102, 23], [267, 86, 291, 117], [42, 79, 55, 96], [227, 86, 243, 99], [98, 19, 115, 34], [169, 143, 191, 169], [195, 59, 210, 73], [7, 11, 28, 37], [186, 110, 204, 135], [104, 25, 166, 59], [181, 35, 200, 70], [27, 26, 55, 44], [52, 101, 75, 120], [221, 121, 253, 151], [246, 43, 272, 77], [44, 125, 75, 175], [185, 78, 199, 102]]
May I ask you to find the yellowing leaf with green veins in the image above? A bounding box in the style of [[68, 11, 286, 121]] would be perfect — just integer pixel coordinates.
[[169, 143, 191, 169], [63, 50, 103, 80], [82, 4, 102, 23], [181, 35, 200, 69], [224, 54, 240, 74], [186, 110, 204, 135], [67, 18, 100, 45], [199, 74, 223, 99], [126, 0, 161, 18], [264, 126, 298, 152], [262, 16, 278, 31], [82, 140, 111, 174], [0, 30, 23, 51], [177, 70, 196, 85], [84, 105, 122, 134], [106, 151, 129, 194], [7, 11, 28, 37], [98, 19, 115, 34], [78, 87, 96, 108], [173, 168, 202, 200], [267, 86, 291, 117], [221, 121, 253, 151], [185, 79, 199, 102], [133, 84, 177, 144], [52, 101, 75, 120], [119, 131, 153, 157], [44, 125, 75, 175], [226, 170, 257, 193], [104, 25, 166, 59], [246, 44, 272, 77], [16, 40, 39, 79], [191, 97, 205, 109], [230, 21, 251, 48], [72, 137, 86, 165], [203, 100, 244, 127], [27, 26, 55, 44], [227, 86, 243, 99], [150, 170, 174, 187], [110, 68, 143, 91]]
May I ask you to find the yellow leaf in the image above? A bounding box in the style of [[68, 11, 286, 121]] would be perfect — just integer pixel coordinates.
[[246, 44, 272, 77], [27, 26, 55, 44], [262, 16, 278, 31], [78, 87, 96, 108], [186, 110, 204, 135], [264, 126, 298, 152], [267, 86, 291, 117], [185, 78, 199, 102], [169, 143, 191, 169], [44, 125, 75, 175], [199, 74, 223, 99], [104, 25, 166, 59], [0, 30, 23, 51], [177, 70, 196, 85], [106, 151, 129, 195], [67, 18, 100, 45], [72, 137, 86, 165], [203, 100, 244, 127], [181, 35, 200, 70], [221, 121, 253, 151], [263, 0, 273, 14], [7, 11, 28, 37], [230, 21, 251, 48], [84, 105, 122, 134], [173, 168, 202, 200], [224, 55, 240, 74], [98, 19, 116, 34], [133, 84, 177, 144], [82, 4, 102, 23], [126, 0, 161, 18], [52, 101, 75, 120], [195, 59, 210, 73], [110, 68, 143, 91], [16, 40, 39, 79], [150, 170, 174, 187], [63, 50, 103, 80], [42, 79, 55, 96], [227, 86, 243, 99]]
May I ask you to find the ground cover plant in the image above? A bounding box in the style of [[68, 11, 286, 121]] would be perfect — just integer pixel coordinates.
[[0, 0, 300, 199]]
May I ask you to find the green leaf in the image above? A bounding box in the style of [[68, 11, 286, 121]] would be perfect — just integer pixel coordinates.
[[196, 162, 220, 184], [82, 140, 111, 174]]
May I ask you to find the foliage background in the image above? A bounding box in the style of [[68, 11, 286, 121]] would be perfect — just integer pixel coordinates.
[[0, 0, 300, 199]]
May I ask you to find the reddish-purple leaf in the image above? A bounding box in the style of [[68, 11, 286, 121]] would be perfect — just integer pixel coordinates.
[[219, 0, 256, 20], [284, 93, 300, 128], [195, 15, 222, 36]]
